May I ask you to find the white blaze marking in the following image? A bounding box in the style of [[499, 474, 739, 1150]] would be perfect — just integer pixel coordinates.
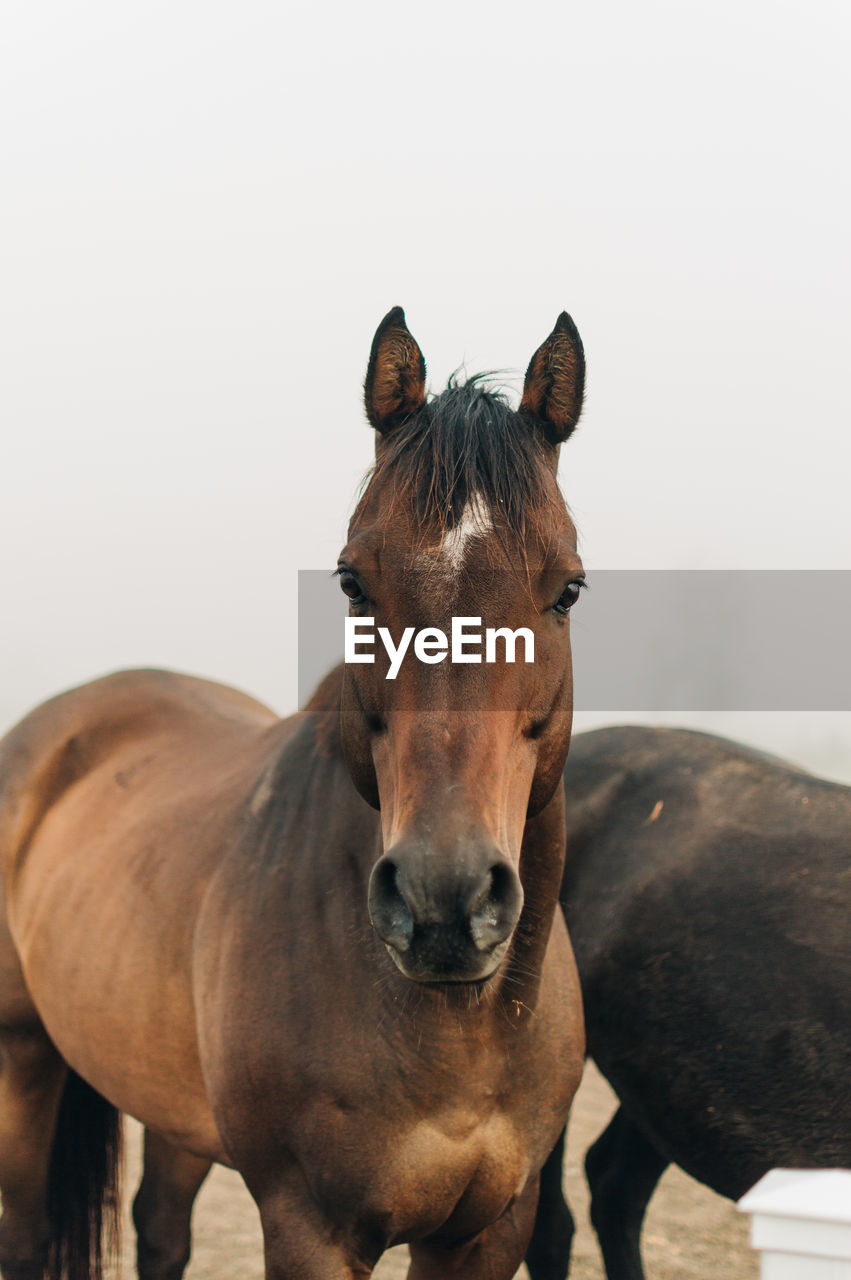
[[439, 494, 492, 572]]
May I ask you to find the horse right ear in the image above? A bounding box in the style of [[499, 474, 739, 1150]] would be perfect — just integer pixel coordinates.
[[520, 312, 585, 446], [364, 307, 427, 434]]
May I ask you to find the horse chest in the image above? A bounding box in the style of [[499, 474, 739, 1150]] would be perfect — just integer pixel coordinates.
[[303, 1098, 528, 1246], [390, 1114, 527, 1241]]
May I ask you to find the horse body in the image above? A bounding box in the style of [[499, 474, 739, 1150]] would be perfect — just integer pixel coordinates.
[[0, 309, 589, 1280], [2, 667, 580, 1252], [526, 724, 851, 1280], [0, 669, 279, 1161]]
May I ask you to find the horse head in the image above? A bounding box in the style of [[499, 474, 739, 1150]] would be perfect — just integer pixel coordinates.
[[339, 307, 586, 984]]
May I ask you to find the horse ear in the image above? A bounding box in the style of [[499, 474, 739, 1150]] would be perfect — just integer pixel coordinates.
[[519, 312, 585, 446], [364, 307, 427, 434]]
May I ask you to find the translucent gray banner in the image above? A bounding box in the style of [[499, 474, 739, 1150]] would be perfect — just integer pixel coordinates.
[[298, 571, 851, 711]]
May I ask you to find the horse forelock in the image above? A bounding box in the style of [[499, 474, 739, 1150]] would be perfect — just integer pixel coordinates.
[[351, 376, 564, 549]]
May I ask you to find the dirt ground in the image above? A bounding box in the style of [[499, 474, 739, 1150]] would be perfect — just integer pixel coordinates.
[[116, 1062, 757, 1279]]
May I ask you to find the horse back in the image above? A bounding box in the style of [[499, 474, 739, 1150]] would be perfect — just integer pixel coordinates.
[[0, 667, 282, 859]]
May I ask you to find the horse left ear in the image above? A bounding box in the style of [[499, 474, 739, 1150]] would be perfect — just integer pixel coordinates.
[[364, 307, 427, 434], [520, 312, 585, 446]]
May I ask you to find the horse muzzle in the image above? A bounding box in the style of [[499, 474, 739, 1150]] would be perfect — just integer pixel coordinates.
[[367, 845, 524, 983]]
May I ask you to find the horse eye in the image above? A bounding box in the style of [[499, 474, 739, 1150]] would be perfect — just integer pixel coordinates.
[[339, 573, 367, 607], [553, 581, 584, 616]]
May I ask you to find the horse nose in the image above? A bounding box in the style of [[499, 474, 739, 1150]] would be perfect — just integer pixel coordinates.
[[467, 860, 524, 951], [368, 857, 415, 953], [367, 847, 524, 960]]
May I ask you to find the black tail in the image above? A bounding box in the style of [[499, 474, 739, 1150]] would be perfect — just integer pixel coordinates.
[[45, 1069, 122, 1280]]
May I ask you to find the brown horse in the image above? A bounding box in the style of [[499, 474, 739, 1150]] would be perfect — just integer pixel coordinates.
[[0, 308, 588, 1280]]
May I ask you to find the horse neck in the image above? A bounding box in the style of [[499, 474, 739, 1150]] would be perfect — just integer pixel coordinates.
[[504, 785, 568, 1001]]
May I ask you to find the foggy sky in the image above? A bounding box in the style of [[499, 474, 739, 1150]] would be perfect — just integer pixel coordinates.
[[2, 0, 850, 777]]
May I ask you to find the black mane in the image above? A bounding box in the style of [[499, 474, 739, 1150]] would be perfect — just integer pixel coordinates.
[[356, 375, 556, 537]]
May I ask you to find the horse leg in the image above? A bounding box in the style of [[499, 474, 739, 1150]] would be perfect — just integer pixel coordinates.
[[407, 1174, 540, 1280], [0, 1024, 66, 1280], [524, 1125, 575, 1280], [584, 1107, 668, 1280], [132, 1129, 212, 1280]]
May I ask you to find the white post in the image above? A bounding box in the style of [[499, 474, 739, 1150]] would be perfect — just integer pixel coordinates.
[[739, 1169, 851, 1279]]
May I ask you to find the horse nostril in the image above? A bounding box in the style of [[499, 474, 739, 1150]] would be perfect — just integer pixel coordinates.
[[469, 862, 524, 952], [368, 857, 415, 953]]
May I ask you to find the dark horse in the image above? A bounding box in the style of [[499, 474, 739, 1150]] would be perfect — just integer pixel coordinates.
[[0, 308, 589, 1280], [525, 725, 851, 1280]]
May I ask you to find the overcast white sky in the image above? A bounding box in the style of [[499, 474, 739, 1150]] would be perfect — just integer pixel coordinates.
[[2, 0, 850, 776]]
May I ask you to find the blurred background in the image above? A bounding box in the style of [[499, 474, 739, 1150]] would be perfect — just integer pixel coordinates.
[[2, 0, 850, 778]]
